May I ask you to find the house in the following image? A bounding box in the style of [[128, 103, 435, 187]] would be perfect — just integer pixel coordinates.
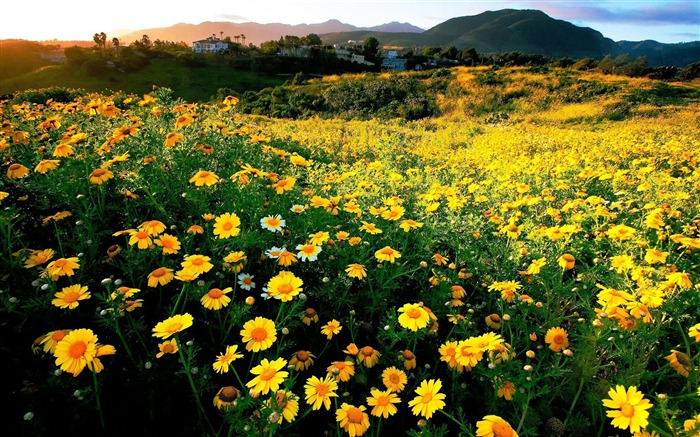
[[279, 46, 311, 58], [333, 42, 375, 66], [192, 37, 229, 53], [381, 50, 407, 71]]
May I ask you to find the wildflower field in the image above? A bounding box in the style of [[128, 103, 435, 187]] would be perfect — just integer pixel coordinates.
[[2, 67, 700, 437]]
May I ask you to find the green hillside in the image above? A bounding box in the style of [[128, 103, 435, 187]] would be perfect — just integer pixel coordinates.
[[0, 58, 285, 101]]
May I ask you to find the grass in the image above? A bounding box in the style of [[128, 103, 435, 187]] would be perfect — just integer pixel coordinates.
[[0, 58, 286, 101]]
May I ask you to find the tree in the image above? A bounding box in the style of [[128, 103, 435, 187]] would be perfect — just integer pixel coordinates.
[[93, 32, 107, 56], [440, 45, 458, 60], [362, 37, 380, 59], [301, 33, 322, 46]]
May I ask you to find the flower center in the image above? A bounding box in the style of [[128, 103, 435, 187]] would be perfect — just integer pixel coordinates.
[[208, 289, 224, 298], [279, 284, 293, 294], [377, 396, 390, 406], [421, 393, 433, 403], [381, 248, 394, 255], [152, 268, 165, 277], [166, 323, 182, 333], [389, 374, 400, 384], [92, 169, 106, 177], [9, 164, 21, 170], [346, 407, 364, 423], [69, 341, 87, 358], [407, 308, 422, 319], [192, 258, 203, 266], [553, 334, 565, 344], [251, 327, 268, 341], [620, 403, 635, 418], [219, 387, 238, 402], [198, 172, 211, 178], [260, 368, 277, 381], [63, 291, 80, 303], [361, 346, 374, 356], [268, 218, 280, 227], [52, 331, 68, 341], [315, 384, 329, 396], [297, 351, 309, 361], [222, 222, 233, 230], [163, 343, 176, 353], [54, 259, 67, 267], [492, 421, 514, 437]]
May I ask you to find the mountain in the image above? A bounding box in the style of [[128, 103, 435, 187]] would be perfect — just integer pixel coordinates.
[[319, 9, 698, 66], [114, 19, 417, 46], [367, 22, 423, 33]]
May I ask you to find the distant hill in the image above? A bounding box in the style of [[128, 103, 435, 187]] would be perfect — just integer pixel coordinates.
[[114, 19, 419, 46], [320, 9, 699, 66]]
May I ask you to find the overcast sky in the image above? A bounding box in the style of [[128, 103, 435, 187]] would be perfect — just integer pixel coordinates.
[[2, 0, 698, 43]]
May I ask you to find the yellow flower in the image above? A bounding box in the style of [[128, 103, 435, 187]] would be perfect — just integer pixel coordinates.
[[558, 254, 575, 270], [152, 313, 194, 339], [289, 350, 315, 371], [128, 230, 152, 249], [200, 287, 232, 311], [382, 366, 407, 392], [321, 319, 342, 340], [608, 224, 637, 241], [52, 284, 90, 310], [246, 357, 288, 396], [7, 163, 29, 179], [665, 350, 691, 377], [46, 257, 80, 279], [689, 323, 700, 342], [24, 248, 54, 268], [399, 219, 423, 232], [327, 360, 355, 382], [544, 327, 569, 352], [266, 390, 299, 424], [265, 271, 303, 302], [359, 221, 382, 235], [53, 329, 97, 376], [213, 386, 239, 410], [375, 246, 401, 263], [305, 375, 338, 410], [212, 345, 243, 373], [345, 263, 367, 279], [602, 385, 653, 433], [156, 339, 178, 358], [407, 379, 446, 419], [34, 159, 60, 174], [336, 403, 370, 437], [272, 176, 295, 194], [240, 317, 277, 352], [397, 303, 430, 332], [358, 346, 381, 368], [164, 132, 184, 147], [189, 170, 219, 186], [181, 254, 213, 276], [89, 168, 114, 185], [366, 388, 400, 418], [213, 212, 241, 239], [153, 233, 181, 255], [475, 415, 519, 437], [147, 267, 174, 287]]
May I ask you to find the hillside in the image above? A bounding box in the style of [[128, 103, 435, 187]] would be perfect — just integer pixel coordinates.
[[0, 58, 285, 101]]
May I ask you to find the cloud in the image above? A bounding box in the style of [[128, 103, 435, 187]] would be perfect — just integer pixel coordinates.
[[217, 13, 249, 22], [526, 1, 700, 26]]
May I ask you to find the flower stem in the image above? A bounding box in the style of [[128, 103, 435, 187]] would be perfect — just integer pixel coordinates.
[[175, 334, 216, 436], [438, 409, 473, 436], [563, 376, 585, 428], [89, 362, 106, 431]]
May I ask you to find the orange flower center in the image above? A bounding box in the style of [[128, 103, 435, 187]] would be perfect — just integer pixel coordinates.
[[92, 169, 107, 177], [208, 289, 224, 298], [302, 246, 315, 254], [620, 403, 635, 418], [361, 346, 374, 356], [407, 308, 423, 319], [260, 368, 277, 381], [9, 164, 21, 170], [69, 341, 87, 358], [198, 172, 211, 178], [251, 327, 268, 341], [52, 331, 68, 341], [222, 222, 233, 230], [315, 383, 329, 396], [162, 343, 176, 353], [421, 393, 433, 403], [63, 291, 80, 303], [377, 396, 390, 406], [136, 231, 149, 239], [380, 248, 394, 255], [167, 323, 183, 333], [297, 351, 309, 361], [152, 268, 166, 277], [219, 386, 238, 402], [489, 314, 501, 322], [389, 373, 400, 384], [553, 334, 566, 344], [54, 259, 67, 267], [191, 258, 203, 266], [492, 420, 514, 437], [403, 351, 415, 360], [346, 407, 364, 423], [279, 284, 293, 294]]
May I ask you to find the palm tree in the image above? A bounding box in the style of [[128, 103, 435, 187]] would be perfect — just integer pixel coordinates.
[[241, 34, 246, 45], [220, 31, 223, 40]]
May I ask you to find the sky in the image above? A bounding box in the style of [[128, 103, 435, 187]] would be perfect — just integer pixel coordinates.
[[1, 0, 698, 43]]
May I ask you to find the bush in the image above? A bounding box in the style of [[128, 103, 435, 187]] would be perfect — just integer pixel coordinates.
[[12, 86, 84, 104]]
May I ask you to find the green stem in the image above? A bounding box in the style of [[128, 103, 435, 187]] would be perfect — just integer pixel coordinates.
[[175, 334, 216, 436], [563, 376, 585, 428], [89, 361, 106, 431], [515, 391, 531, 434], [438, 409, 473, 436]]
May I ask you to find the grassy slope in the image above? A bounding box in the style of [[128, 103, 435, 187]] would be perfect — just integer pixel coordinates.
[[0, 58, 286, 101]]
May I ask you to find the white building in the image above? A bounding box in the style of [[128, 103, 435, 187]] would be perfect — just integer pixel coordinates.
[[192, 37, 229, 53]]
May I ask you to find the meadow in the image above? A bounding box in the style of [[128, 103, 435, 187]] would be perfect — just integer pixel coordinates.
[[1, 66, 699, 437]]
